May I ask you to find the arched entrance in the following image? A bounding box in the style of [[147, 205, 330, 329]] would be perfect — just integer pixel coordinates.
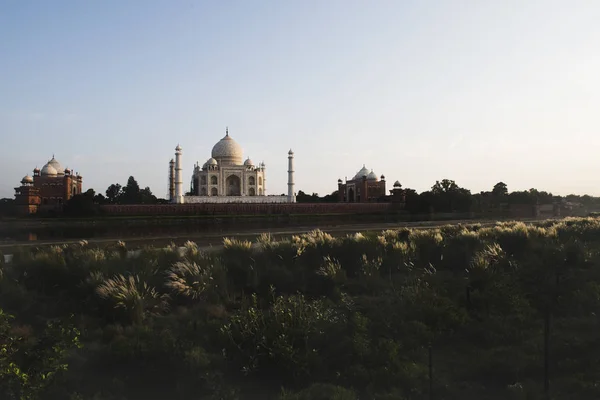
[[211, 187, 218, 196], [226, 175, 241, 196], [249, 187, 256, 196], [348, 188, 355, 203]]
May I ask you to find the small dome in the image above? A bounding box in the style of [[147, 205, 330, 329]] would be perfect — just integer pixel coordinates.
[[41, 163, 58, 176], [206, 157, 218, 165], [33, 167, 40, 173], [354, 165, 370, 180], [244, 157, 254, 166], [288, 149, 294, 155], [21, 175, 33, 184], [381, 175, 385, 180], [175, 144, 182, 152], [367, 170, 378, 181], [393, 181, 402, 188], [211, 129, 243, 165]]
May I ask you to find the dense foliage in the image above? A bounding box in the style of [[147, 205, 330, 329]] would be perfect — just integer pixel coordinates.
[[2, 218, 600, 399]]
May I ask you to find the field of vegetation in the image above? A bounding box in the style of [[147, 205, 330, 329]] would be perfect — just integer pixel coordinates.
[[2, 218, 600, 399]]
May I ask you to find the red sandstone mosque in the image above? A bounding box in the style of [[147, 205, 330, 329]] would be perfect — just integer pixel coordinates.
[[337, 165, 386, 202], [14, 156, 83, 215]]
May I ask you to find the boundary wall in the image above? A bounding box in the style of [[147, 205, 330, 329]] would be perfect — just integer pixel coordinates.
[[99, 202, 391, 216]]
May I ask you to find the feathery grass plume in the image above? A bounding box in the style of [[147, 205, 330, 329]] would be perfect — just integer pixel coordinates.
[[223, 237, 253, 251], [470, 243, 507, 271], [381, 229, 400, 242], [303, 229, 336, 246], [317, 256, 342, 279], [165, 259, 225, 301], [408, 228, 443, 266], [84, 270, 105, 288], [389, 240, 415, 271], [351, 232, 366, 242], [183, 240, 199, 259], [256, 232, 277, 251], [359, 254, 382, 277], [96, 274, 169, 325], [440, 223, 467, 238]]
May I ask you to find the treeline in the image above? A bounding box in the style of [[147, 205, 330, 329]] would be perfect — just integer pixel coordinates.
[[62, 176, 166, 217], [299, 179, 600, 214]]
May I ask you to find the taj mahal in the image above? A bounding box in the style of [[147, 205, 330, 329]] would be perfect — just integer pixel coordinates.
[[168, 128, 296, 204]]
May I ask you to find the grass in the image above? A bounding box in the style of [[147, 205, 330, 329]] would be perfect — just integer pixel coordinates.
[[1, 217, 600, 399]]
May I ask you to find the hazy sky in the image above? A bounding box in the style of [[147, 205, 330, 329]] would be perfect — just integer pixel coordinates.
[[2, 1, 600, 199]]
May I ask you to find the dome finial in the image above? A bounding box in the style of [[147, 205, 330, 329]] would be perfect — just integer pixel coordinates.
[[226, 126, 229, 136]]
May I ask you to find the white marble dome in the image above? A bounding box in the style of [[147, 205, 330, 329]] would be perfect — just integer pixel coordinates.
[[206, 157, 218, 165], [21, 175, 33, 184], [211, 130, 243, 165], [46, 156, 64, 175], [354, 165, 370, 180], [367, 170, 378, 181], [41, 163, 58, 176], [244, 157, 253, 166]]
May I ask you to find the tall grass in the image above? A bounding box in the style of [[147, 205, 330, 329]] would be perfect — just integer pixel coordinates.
[[4, 217, 600, 399]]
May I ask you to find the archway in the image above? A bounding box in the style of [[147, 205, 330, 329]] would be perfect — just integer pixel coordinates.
[[211, 187, 218, 196], [226, 175, 241, 196], [210, 175, 218, 185], [348, 188, 355, 203], [249, 176, 255, 185], [249, 187, 256, 196], [200, 187, 207, 196]]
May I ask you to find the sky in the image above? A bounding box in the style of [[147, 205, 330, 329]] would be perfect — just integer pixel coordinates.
[[2, 0, 600, 199]]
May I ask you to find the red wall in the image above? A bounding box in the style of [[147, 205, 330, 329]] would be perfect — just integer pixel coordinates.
[[100, 202, 391, 216]]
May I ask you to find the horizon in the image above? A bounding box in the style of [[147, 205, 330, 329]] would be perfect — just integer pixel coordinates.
[[2, 1, 600, 199]]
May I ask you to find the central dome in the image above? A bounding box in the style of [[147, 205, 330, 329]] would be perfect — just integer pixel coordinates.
[[211, 129, 243, 165], [47, 156, 64, 175]]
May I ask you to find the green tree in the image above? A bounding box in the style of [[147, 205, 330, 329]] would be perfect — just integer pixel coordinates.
[[121, 176, 141, 204], [105, 183, 122, 204], [63, 189, 98, 217], [492, 182, 508, 197], [140, 186, 158, 204]]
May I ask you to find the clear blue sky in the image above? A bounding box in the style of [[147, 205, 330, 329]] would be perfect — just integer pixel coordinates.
[[2, 1, 600, 198]]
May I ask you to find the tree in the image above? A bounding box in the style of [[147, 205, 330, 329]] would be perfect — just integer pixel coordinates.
[[431, 179, 459, 194], [140, 187, 158, 204], [0, 198, 15, 217], [94, 193, 106, 205], [430, 179, 472, 213], [121, 176, 141, 204], [105, 184, 122, 204], [64, 189, 98, 217], [492, 182, 508, 197]]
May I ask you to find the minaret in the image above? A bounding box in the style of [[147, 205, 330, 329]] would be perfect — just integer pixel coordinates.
[[174, 145, 183, 204], [287, 149, 296, 203], [168, 159, 175, 202]]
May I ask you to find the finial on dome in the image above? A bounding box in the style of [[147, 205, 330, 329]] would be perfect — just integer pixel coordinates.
[[226, 126, 229, 136]]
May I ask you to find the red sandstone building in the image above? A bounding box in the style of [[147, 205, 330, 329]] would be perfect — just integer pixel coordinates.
[[337, 165, 387, 203], [14, 156, 83, 215]]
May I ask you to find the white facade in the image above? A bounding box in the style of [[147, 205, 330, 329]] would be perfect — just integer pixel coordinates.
[[170, 128, 296, 204]]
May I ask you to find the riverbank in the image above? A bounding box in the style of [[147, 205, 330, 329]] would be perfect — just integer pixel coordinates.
[[0, 217, 549, 255]]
